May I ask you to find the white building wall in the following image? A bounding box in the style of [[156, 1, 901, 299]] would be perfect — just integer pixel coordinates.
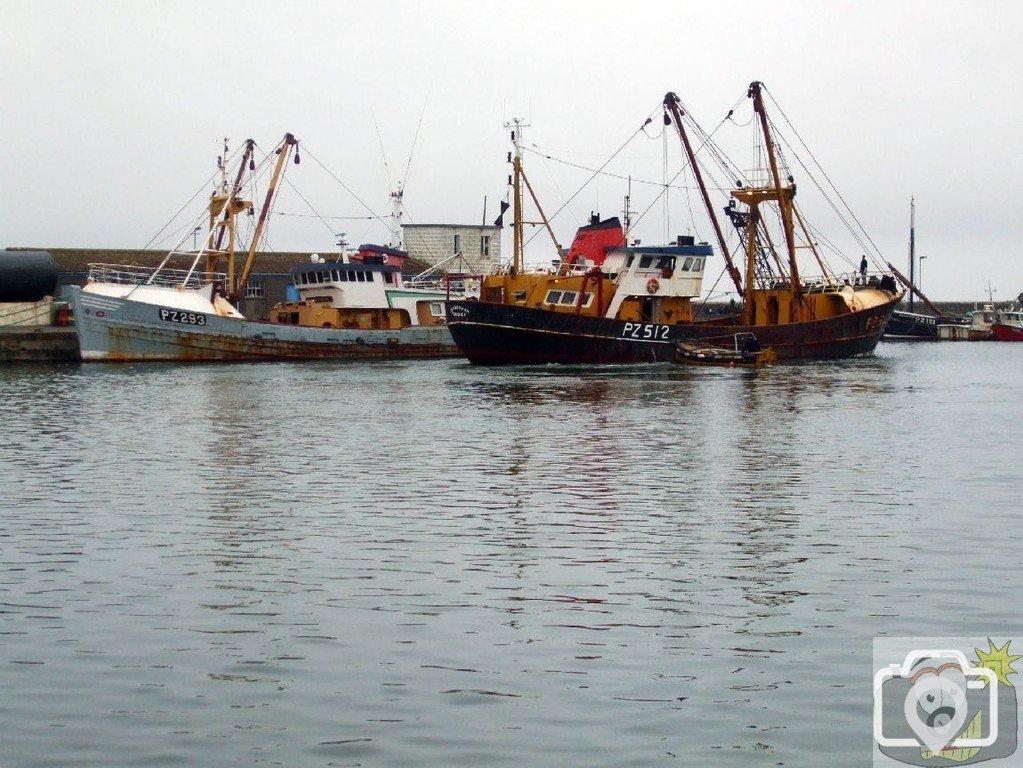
[[403, 224, 502, 273]]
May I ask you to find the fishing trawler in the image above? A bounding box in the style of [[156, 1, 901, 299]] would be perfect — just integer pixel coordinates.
[[69, 135, 459, 361], [446, 83, 903, 364]]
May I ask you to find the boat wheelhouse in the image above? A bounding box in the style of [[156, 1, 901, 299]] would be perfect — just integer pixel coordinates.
[[271, 243, 452, 331]]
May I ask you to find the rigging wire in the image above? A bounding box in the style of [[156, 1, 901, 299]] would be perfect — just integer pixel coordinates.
[[523, 106, 660, 248], [401, 87, 431, 190], [630, 100, 739, 233], [276, 212, 378, 220], [372, 110, 394, 191], [763, 85, 887, 265], [766, 116, 870, 268], [520, 147, 728, 191], [299, 144, 394, 238], [662, 120, 669, 242], [278, 172, 338, 239], [139, 141, 246, 251]]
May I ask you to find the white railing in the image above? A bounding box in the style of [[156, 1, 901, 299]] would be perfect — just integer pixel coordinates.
[[752, 271, 887, 293], [88, 263, 227, 289]]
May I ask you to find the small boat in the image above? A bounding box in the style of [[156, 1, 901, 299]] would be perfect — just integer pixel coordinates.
[[673, 334, 778, 367], [991, 306, 1023, 341], [70, 135, 462, 362], [937, 304, 997, 341]]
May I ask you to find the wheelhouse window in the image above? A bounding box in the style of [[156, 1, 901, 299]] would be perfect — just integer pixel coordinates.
[[682, 257, 694, 271], [430, 302, 445, 316], [545, 289, 593, 308], [639, 255, 654, 269]]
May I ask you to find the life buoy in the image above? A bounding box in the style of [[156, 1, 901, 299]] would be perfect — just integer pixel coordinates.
[[646, 277, 659, 294]]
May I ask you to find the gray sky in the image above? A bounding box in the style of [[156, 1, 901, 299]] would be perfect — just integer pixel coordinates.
[[3, 0, 1021, 300]]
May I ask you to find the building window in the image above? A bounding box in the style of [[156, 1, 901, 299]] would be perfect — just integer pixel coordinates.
[[481, 235, 490, 257], [245, 280, 265, 298], [453, 234, 461, 254]]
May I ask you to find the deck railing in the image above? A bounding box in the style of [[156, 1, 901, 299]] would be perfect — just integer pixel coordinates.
[[88, 264, 227, 290]]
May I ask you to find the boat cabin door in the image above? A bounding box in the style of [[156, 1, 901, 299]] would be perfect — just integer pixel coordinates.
[[641, 297, 660, 323]]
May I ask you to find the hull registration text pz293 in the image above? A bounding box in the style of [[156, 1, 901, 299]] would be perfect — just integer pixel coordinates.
[[159, 308, 207, 326]]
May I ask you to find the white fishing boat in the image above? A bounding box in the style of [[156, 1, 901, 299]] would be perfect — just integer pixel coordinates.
[[69, 134, 461, 361], [937, 303, 996, 341]]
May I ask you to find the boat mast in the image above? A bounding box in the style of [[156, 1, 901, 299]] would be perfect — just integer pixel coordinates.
[[908, 196, 916, 312], [234, 133, 299, 301], [662, 93, 743, 295], [748, 81, 800, 295], [205, 138, 255, 289], [507, 118, 527, 273]]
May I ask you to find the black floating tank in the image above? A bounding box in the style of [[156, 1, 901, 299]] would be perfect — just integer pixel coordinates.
[[0, 250, 58, 302]]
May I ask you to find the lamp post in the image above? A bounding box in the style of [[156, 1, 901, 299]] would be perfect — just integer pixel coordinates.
[[192, 226, 202, 250]]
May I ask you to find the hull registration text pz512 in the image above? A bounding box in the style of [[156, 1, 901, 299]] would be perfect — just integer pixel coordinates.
[[620, 322, 670, 341]]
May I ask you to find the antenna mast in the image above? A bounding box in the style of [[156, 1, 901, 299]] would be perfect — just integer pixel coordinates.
[[908, 196, 916, 312], [622, 176, 634, 239], [506, 117, 528, 272], [389, 186, 404, 249]]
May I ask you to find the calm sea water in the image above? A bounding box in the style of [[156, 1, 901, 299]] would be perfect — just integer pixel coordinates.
[[1, 343, 1020, 767]]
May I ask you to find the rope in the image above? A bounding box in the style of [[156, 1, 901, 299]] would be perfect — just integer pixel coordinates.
[[0, 302, 56, 329]]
